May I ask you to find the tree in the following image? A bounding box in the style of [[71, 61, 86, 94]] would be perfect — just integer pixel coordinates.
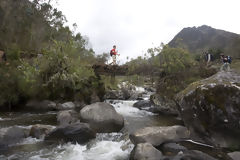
[[159, 45, 195, 74]]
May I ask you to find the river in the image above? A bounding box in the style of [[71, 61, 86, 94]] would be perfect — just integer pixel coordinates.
[[0, 90, 182, 160]]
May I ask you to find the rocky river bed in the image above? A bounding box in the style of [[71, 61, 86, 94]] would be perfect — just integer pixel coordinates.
[[0, 75, 239, 160], [0, 90, 182, 160]]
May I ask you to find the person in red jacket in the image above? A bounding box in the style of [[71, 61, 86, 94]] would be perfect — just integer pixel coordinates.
[[110, 45, 120, 65]]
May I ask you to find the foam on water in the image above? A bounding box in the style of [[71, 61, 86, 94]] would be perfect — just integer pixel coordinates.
[[135, 86, 145, 93], [21, 133, 133, 160], [55, 140, 131, 160], [13, 137, 43, 146], [0, 117, 11, 121], [110, 100, 154, 117]]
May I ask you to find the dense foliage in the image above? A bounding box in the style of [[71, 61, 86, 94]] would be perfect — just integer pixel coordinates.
[[127, 44, 217, 98], [127, 44, 195, 75], [0, 0, 106, 107]]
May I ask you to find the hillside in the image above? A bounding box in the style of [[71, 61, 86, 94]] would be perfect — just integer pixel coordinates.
[[168, 25, 240, 58]]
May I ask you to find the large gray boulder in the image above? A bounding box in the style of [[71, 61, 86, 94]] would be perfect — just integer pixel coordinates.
[[25, 100, 57, 111], [57, 110, 79, 126], [228, 151, 240, 160], [0, 126, 26, 147], [45, 123, 95, 144], [29, 124, 55, 139], [80, 102, 124, 133], [130, 126, 190, 146], [176, 71, 240, 148], [130, 143, 162, 160]]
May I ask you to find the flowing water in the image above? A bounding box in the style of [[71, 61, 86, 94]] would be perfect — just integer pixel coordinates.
[[0, 91, 183, 160]]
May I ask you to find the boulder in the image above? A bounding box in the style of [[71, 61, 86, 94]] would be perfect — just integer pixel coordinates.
[[160, 142, 187, 156], [29, 124, 54, 139], [130, 143, 163, 160], [176, 71, 240, 148], [57, 102, 75, 110], [228, 151, 240, 160], [45, 123, 95, 144], [133, 100, 159, 113], [25, 100, 57, 111], [162, 150, 218, 160], [57, 110, 79, 126], [0, 126, 26, 147], [129, 92, 143, 100], [80, 102, 124, 133], [130, 125, 190, 146], [150, 94, 178, 115], [133, 100, 152, 110], [118, 88, 131, 100], [144, 86, 156, 92]]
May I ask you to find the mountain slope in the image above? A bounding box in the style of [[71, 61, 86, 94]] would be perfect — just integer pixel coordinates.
[[168, 25, 240, 57]]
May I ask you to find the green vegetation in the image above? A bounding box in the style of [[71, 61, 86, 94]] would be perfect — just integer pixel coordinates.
[[1, 0, 237, 108], [0, 0, 106, 107], [127, 44, 217, 98]]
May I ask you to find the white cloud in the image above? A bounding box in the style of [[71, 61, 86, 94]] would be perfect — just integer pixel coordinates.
[[56, 0, 240, 62]]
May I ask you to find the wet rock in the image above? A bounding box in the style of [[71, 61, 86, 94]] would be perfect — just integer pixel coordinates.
[[57, 102, 75, 110], [29, 124, 54, 139], [118, 82, 136, 91], [104, 82, 145, 100], [130, 143, 163, 160], [133, 100, 152, 110], [144, 87, 156, 92], [133, 100, 158, 113], [129, 92, 143, 100], [150, 94, 178, 116], [228, 151, 240, 160], [57, 110, 79, 126], [130, 125, 190, 146], [160, 142, 187, 156], [80, 102, 124, 133], [25, 100, 57, 111], [162, 150, 218, 160], [176, 71, 240, 148], [45, 122, 96, 144], [0, 126, 26, 147], [121, 88, 131, 100]]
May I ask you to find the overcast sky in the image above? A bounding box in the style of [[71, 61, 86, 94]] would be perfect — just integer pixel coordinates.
[[56, 0, 240, 62]]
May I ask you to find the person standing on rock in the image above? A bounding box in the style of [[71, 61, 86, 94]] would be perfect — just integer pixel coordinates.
[[220, 54, 230, 71], [109, 45, 120, 65]]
